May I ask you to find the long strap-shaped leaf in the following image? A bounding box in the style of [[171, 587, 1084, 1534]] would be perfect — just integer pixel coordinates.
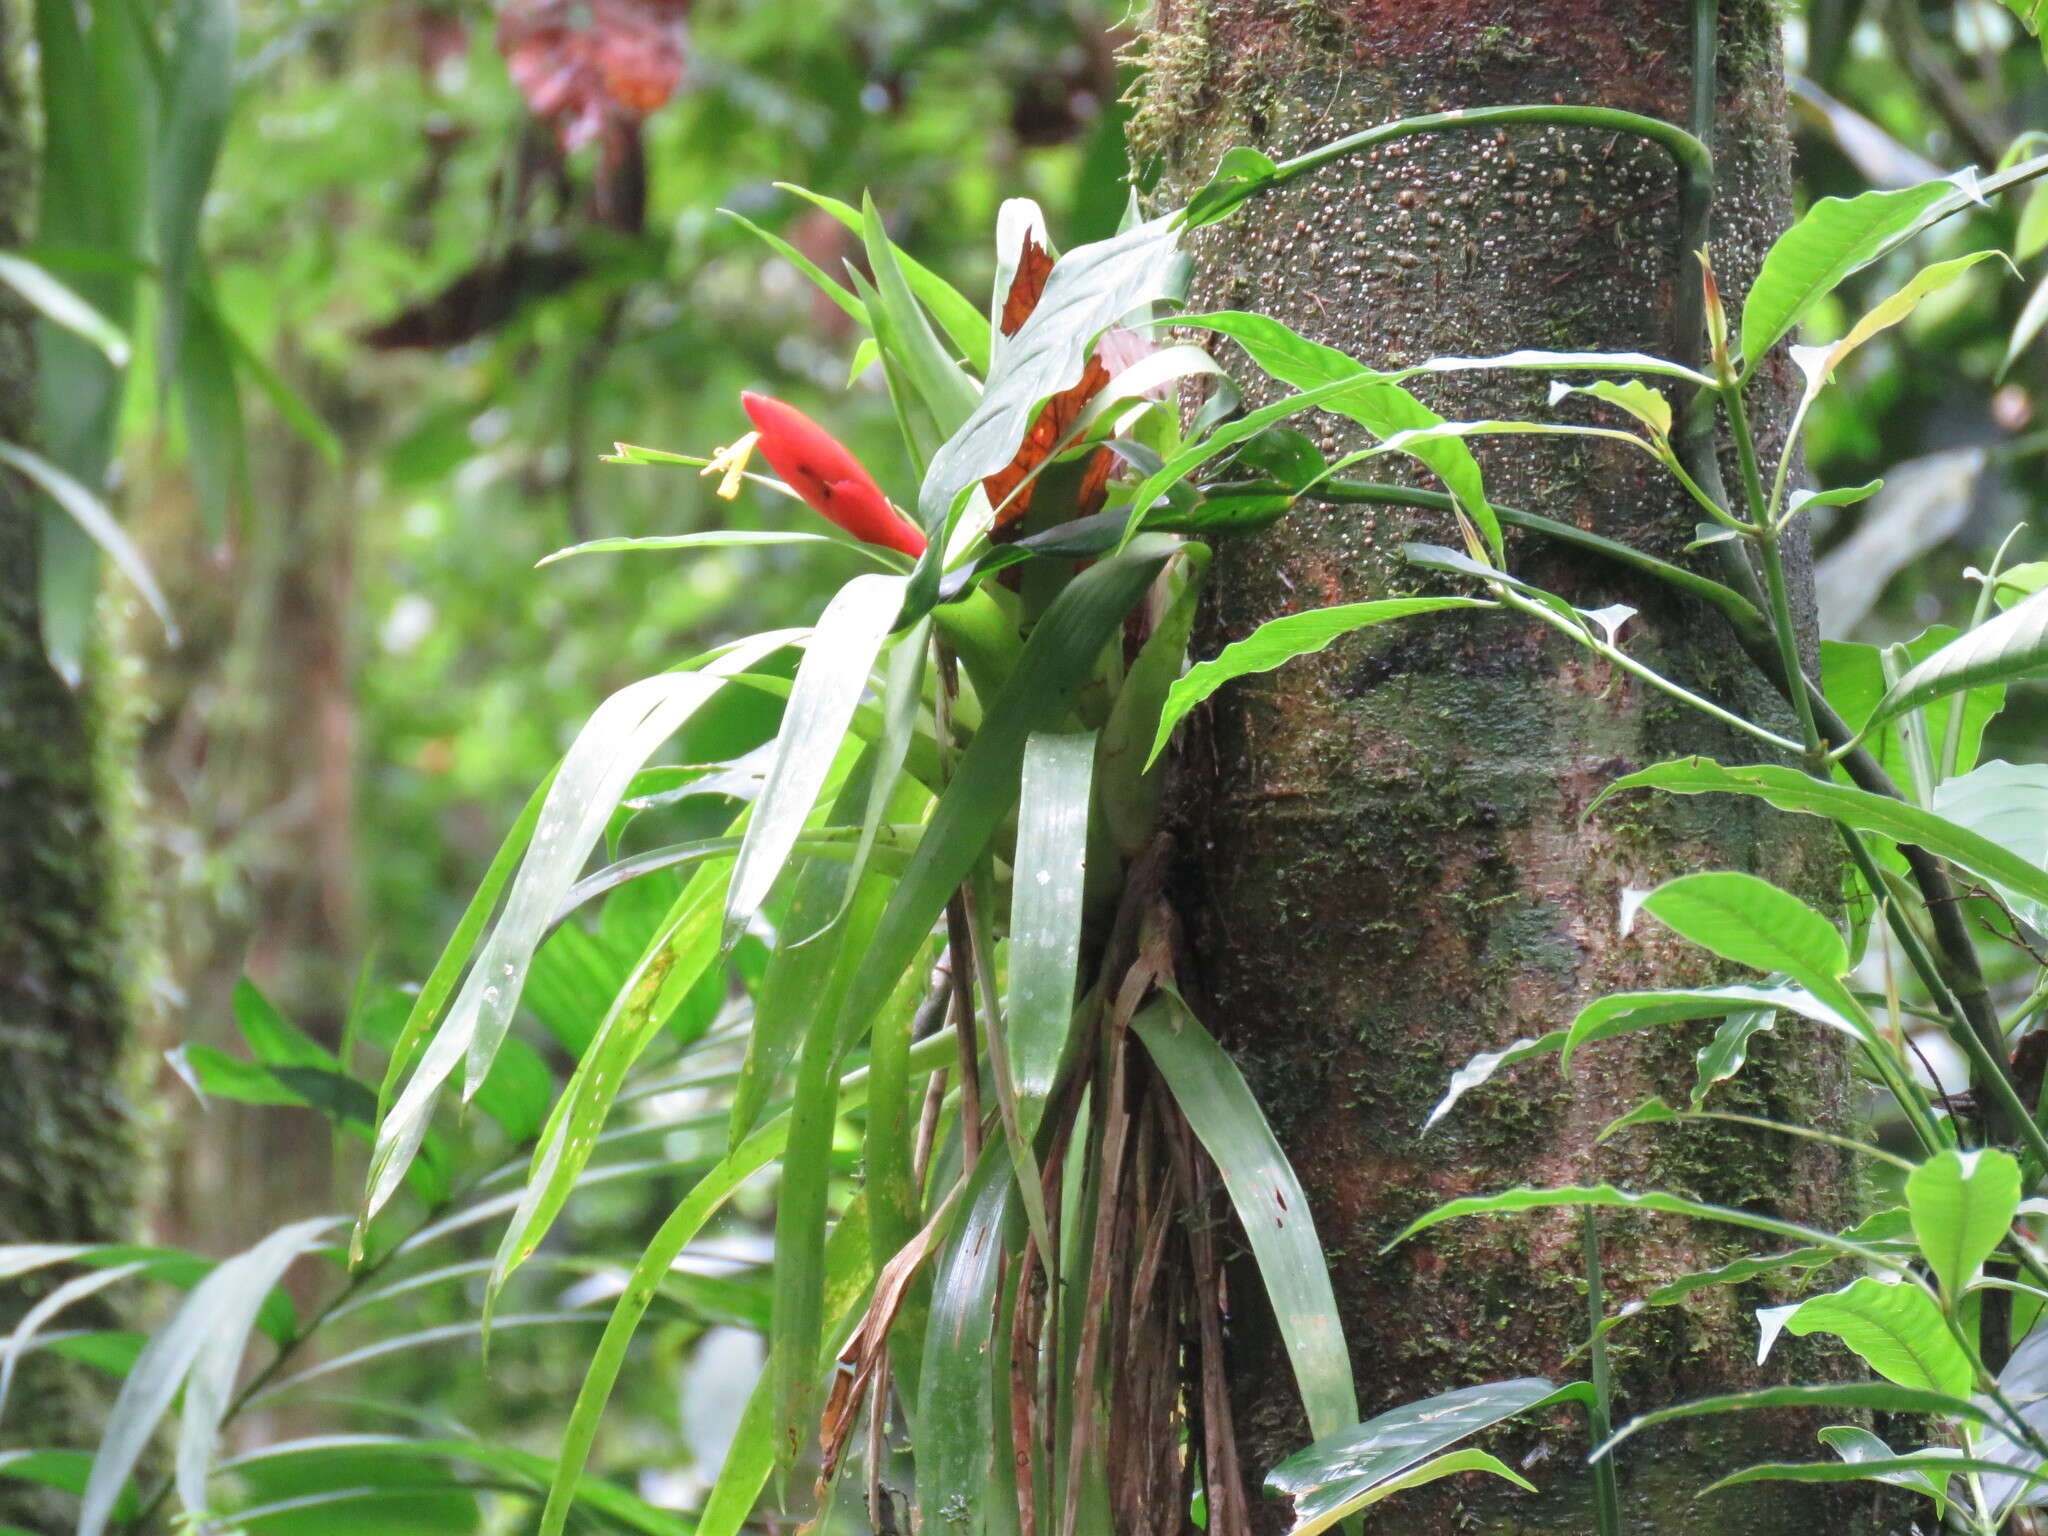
[[80, 1215, 341, 1536], [1006, 733, 1096, 1143], [834, 540, 1175, 1054], [364, 631, 798, 1225], [1132, 994, 1359, 1441]]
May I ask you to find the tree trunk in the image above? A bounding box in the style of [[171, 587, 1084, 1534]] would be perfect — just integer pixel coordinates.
[[0, 1, 138, 1521], [1142, 4, 1871, 1530]]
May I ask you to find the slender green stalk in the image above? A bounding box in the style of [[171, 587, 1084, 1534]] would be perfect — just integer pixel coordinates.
[[1255, 105, 1711, 214], [1581, 1210, 1624, 1536], [1495, 587, 1803, 753]]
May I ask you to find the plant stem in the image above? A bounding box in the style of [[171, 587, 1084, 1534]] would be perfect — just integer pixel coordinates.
[[1582, 1209, 1624, 1536]]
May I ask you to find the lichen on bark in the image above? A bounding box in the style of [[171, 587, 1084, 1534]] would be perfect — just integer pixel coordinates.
[[1143, 2, 1880, 1530]]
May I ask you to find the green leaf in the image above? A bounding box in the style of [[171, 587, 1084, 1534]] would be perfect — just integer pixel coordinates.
[[1596, 1382, 1994, 1463], [1867, 586, 2048, 731], [1693, 1008, 1777, 1107], [2004, 273, 2048, 379], [1182, 145, 1279, 227], [1007, 732, 1095, 1140], [1431, 983, 1830, 1130], [1548, 378, 1671, 438], [364, 632, 794, 1225], [487, 864, 731, 1312], [1740, 178, 1962, 370], [1600, 758, 2048, 920], [1098, 546, 1206, 851], [1823, 627, 2003, 787], [1637, 872, 1860, 1027], [1148, 597, 1491, 767], [727, 575, 905, 942], [0, 1450, 134, 1522], [1390, 1185, 1904, 1272], [1702, 1450, 2035, 1502], [1766, 1275, 1971, 1396], [0, 441, 173, 638], [155, 0, 237, 386], [81, 1215, 339, 1536], [0, 252, 127, 364], [836, 541, 1174, 1056], [694, 1368, 776, 1536], [1284, 1450, 1534, 1534], [1791, 251, 2007, 400], [537, 530, 840, 567], [1907, 1148, 2021, 1303], [1134, 994, 1358, 1439], [1790, 480, 1883, 515], [861, 194, 981, 435], [1815, 1425, 1951, 1510], [0, 1261, 149, 1423], [917, 1150, 1013, 1534], [721, 207, 869, 328], [1932, 761, 2048, 932], [776, 183, 992, 374], [1168, 310, 1499, 557], [1268, 1378, 1584, 1536], [1640, 1209, 1912, 1309]]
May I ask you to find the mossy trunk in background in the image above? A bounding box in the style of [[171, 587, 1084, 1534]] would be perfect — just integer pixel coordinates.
[[1143, 4, 1875, 1531], [0, 2, 138, 1524]]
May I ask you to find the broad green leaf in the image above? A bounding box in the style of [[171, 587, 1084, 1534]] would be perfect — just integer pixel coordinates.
[[219, 1434, 689, 1536], [1595, 1382, 1994, 1462], [538, 530, 841, 567], [1431, 984, 1830, 1130], [1816, 1425, 1951, 1510], [364, 631, 796, 1224], [1703, 1451, 2034, 1502], [727, 574, 904, 942], [155, 0, 237, 385], [1134, 994, 1357, 1439], [0, 441, 172, 637], [917, 1150, 1013, 1535], [1600, 758, 2048, 919], [1283, 1449, 1534, 1534], [1791, 251, 2006, 401], [1268, 1378, 1585, 1536], [1693, 1008, 1777, 1107], [175, 273, 248, 536], [1933, 761, 2048, 932], [1740, 178, 1961, 370], [81, 1215, 340, 1536], [1007, 732, 1095, 1140], [1766, 1275, 1970, 1396], [0, 252, 127, 364], [1181, 145, 1279, 227], [1868, 587, 2048, 732], [1790, 480, 1883, 515], [1548, 378, 1671, 438], [915, 214, 1180, 542], [1823, 627, 2003, 789], [1907, 1148, 2021, 1302], [1099, 545, 1206, 851], [1641, 1209, 1913, 1308], [1148, 597, 1491, 767], [1391, 1185, 1904, 1272], [1637, 872, 1860, 1025], [1560, 981, 1853, 1073], [1168, 310, 1499, 556]]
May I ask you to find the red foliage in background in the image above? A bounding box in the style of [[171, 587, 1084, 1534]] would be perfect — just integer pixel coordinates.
[[497, 0, 691, 152]]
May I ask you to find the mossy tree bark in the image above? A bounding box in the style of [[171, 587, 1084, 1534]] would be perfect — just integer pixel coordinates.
[[0, 2, 139, 1521], [1142, 3, 1875, 1531]]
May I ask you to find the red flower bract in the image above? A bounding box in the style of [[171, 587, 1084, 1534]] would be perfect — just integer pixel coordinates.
[[740, 392, 927, 558]]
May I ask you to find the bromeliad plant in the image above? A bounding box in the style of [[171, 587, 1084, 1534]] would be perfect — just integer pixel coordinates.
[[24, 57, 2048, 1536]]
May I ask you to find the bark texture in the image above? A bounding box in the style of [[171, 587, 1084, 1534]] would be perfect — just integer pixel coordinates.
[[0, 2, 138, 1522], [1143, 4, 1874, 1531]]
